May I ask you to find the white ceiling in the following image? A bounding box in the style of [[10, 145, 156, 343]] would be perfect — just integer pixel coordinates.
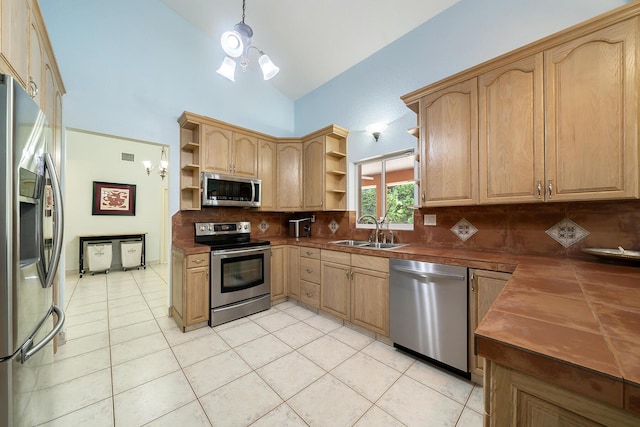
[[160, 0, 461, 100]]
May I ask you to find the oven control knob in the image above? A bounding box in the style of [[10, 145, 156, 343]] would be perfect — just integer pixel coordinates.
[[199, 225, 206, 231], [208, 225, 213, 231], [243, 224, 248, 230]]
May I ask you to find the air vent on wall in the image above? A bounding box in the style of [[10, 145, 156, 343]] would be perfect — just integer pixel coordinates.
[[121, 153, 135, 162]]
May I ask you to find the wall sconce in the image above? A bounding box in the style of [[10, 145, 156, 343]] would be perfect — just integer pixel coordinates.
[[366, 123, 388, 142], [143, 147, 168, 180]]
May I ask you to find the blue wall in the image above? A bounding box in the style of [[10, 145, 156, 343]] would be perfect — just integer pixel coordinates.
[[39, 0, 627, 214]]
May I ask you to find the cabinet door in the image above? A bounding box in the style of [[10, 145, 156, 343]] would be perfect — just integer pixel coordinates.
[[1, 0, 30, 85], [233, 132, 258, 177], [479, 54, 545, 204], [257, 139, 276, 210], [545, 18, 638, 201], [276, 143, 303, 211], [201, 124, 232, 174], [303, 137, 324, 210], [469, 269, 511, 379], [28, 16, 44, 106], [270, 246, 286, 300], [420, 78, 478, 206], [320, 261, 350, 320], [286, 246, 300, 298], [185, 265, 209, 326], [351, 267, 389, 336]]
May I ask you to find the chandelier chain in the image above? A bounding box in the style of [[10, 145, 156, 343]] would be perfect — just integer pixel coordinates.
[[242, 0, 246, 23]]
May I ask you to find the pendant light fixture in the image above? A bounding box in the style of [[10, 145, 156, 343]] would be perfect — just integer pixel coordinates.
[[143, 147, 168, 180], [217, 0, 279, 81]]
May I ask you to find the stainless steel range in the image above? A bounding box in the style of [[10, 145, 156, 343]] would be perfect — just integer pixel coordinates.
[[195, 222, 271, 327]]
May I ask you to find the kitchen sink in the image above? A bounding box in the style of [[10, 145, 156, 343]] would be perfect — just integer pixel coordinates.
[[329, 240, 407, 250]]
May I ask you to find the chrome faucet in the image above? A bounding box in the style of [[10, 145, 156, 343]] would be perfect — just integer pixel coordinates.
[[357, 214, 381, 243]]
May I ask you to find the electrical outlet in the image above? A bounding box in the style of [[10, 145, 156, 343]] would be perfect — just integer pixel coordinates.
[[423, 214, 436, 226], [310, 215, 315, 223]]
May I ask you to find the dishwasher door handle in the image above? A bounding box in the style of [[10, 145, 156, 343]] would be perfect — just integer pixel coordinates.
[[391, 266, 466, 281]]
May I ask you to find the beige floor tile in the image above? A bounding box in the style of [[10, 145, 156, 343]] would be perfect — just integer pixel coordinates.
[[163, 323, 214, 347], [212, 316, 251, 332], [38, 348, 111, 389], [143, 289, 168, 300], [298, 335, 357, 371], [467, 385, 484, 413], [199, 372, 282, 427], [273, 322, 324, 349], [27, 368, 112, 426], [107, 300, 149, 318], [63, 309, 108, 328], [108, 308, 154, 330], [144, 400, 211, 427], [65, 300, 108, 317], [303, 313, 343, 333], [38, 397, 114, 427], [145, 295, 168, 309], [114, 371, 196, 426], [110, 332, 169, 366], [252, 310, 299, 332], [353, 405, 405, 427], [152, 305, 169, 318], [172, 332, 230, 367], [107, 294, 145, 308], [405, 360, 474, 405], [378, 375, 463, 427], [183, 350, 252, 397], [329, 326, 375, 350], [217, 321, 269, 347], [457, 407, 483, 427], [112, 348, 180, 394], [281, 305, 316, 321], [109, 319, 161, 345], [257, 351, 324, 400], [248, 307, 279, 320], [332, 352, 402, 402], [251, 403, 307, 427], [361, 340, 415, 373], [273, 300, 297, 311], [155, 315, 179, 331], [235, 334, 293, 369], [53, 331, 110, 361], [65, 319, 109, 341], [288, 374, 371, 427]]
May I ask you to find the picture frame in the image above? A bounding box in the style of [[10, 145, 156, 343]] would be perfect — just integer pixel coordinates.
[[92, 181, 136, 216]]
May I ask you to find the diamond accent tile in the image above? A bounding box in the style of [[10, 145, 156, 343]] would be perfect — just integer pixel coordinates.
[[450, 219, 477, 241], [328, 220, 339, 234], [545, 218, 590, 248], [258, 220, 269, 233]]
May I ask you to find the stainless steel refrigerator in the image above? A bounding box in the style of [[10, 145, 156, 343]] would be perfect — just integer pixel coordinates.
[[0, 74, 65, 426]]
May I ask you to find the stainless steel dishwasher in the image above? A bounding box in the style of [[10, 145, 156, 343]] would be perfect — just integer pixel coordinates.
[[389, 258, 469, 376]]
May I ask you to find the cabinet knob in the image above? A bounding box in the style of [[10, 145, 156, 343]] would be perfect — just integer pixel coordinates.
[[28, 78, 38, 99], [306, 269, 313, 273], [536, 180, 542, 199], [547, 180, 553, 199], [305, 292, 314, 297]]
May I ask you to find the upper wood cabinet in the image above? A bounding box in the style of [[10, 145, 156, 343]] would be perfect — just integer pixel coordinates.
[[404, 8, 640, 206], [1, 0, 30, 86], [276, 142, 303, 211], [420, 78, 478, 207], [201, 125, 258, 177], [545, 18, 638, 201], [178, 116, 201, 210], [479, 54, 545, 204], [257, 139, 276, 211], [302, 125, 349, 211]]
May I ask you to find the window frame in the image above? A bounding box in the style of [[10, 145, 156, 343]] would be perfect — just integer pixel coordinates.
[[354, 148, 416, 231]]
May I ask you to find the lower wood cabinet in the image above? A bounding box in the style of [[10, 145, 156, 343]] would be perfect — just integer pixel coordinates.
[[286, 246, 300, 299], [299, 247, 321, 308], [469, 269, 511, 382], [485, 360, 640, 427], [171, 248, 209, 332], [270, 245, 286, 301], [320, 250, 390, 336]]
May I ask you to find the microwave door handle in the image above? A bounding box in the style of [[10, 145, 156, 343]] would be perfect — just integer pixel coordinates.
[[251, 182, 255, 203], [42, 153, 64, 289]]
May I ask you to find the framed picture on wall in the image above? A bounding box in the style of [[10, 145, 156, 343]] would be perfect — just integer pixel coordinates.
[[92, 181, 136, 216]]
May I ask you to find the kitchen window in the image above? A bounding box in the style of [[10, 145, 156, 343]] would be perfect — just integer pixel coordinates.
[[355, 149, 417, 230]]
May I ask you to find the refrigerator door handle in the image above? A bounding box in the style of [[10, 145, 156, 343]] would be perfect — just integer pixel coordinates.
[[20, 305, 65, 363], [42, 153, 64, 289]]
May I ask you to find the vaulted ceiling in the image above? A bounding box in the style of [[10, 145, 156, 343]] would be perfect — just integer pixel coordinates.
[[160, 0, 461, 100]]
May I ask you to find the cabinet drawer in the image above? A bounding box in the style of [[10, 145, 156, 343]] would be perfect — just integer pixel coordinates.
[[300, 246, 321, 259], [300, 281, 320, 308], [186, 253, 209, 268], [300, 257, 321, 283], [351, 254, 389, 273], [321, 249, 350, 265]]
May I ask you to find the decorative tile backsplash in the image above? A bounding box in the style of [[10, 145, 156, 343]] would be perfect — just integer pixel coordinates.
[[258, 220, 269, 233], [451, 218, 478, 241], [328, 219, 340, 234], [545, 218, 590, 248]]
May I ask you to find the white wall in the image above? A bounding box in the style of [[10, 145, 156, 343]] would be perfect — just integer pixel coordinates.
[[64, 129, 168, 272]]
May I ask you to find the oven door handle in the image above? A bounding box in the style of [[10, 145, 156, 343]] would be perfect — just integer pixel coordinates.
[[214, 247, 270, 258]]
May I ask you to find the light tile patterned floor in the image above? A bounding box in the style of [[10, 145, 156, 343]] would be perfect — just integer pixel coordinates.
[[38, 265, 484, 426]]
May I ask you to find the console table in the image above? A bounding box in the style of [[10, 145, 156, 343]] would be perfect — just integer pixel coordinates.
[[78, 233, 147, 277]]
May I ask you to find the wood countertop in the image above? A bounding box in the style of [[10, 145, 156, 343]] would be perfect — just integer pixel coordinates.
[[172, 237, 640, 414]]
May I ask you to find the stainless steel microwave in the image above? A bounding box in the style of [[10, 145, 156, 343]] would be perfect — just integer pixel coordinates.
[[201, 172, 261, 208]]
